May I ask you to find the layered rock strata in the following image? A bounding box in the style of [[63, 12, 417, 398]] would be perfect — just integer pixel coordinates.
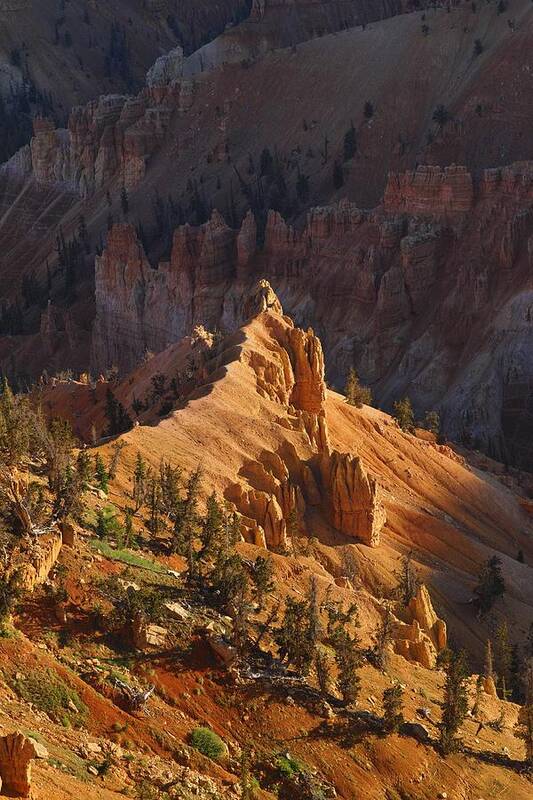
[[92, 160, 533, 467]]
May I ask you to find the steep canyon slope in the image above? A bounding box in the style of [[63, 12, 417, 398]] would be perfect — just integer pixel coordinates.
[[1, 2, 533, 462], [26, 286, 533, 798]]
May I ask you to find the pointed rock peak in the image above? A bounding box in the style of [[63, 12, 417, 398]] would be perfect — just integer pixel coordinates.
[[245, 279, 283, 318], [207, 208, 229, 231], [101, 223, 148, 265], [287, 325, 326, 415]]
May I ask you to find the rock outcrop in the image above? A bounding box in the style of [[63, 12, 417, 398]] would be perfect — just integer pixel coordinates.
[[384, 165, 474, 215], [320, 450, 385, 547], [226, 300, 385, 549], [147, 46, 184, 87], [393, 584, 447, 668], [14, 530, 63, 592], [0, 733, 47, 798]]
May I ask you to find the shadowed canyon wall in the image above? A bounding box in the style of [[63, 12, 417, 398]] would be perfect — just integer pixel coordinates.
[[92, 162, 533, 467]]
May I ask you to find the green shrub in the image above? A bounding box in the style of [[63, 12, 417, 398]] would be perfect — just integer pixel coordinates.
[[275, 753, 306, 779], [189, 727, 226, 760], [9, 668, 88, 727]]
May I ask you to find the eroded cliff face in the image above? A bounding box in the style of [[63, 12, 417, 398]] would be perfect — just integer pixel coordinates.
[[91, 161, 533, 467], [19, 79, 193, 196], [224, 289, 386, 549]]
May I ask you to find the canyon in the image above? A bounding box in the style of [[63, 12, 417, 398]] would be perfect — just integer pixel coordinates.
[[0, 4, 533, 797], [0, 1, 532, 470]]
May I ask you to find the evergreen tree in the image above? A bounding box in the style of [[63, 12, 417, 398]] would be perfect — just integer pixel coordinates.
[[439, 649, 469, 755], [45, 417, 76, 497], [343, 123, 357, 161], [239, 746, 257, 800], [471, 674, 484, 716], [345, 367, 372, 408], [147, 472, 163, 535], [515, 662, 533, 766], [314, 648, 333, 696], [495, 620, 512, 700], [382, 684, 404, 732], [108, 440, 127, 480], [275, 597, 315, 675], [432, 104, 450, 128], [372, 606, 394, 670], [105, 389, 132, 436], [231, 570, 252, 656], [251, 556, 274, 610], [123, 507, 136, 548], [76, 449, 92, 487], [364, 100, 374, 119], [395, 552, 419, 606], [173, 467, 202, 577], [132, 451, 148, 511], [94, 453, 109, 493], [423, 410, 441, 437], [393, 397, 415, 432], [120, 185, 129, 218], [332, 626, 361, 705], [198, 492, 224, 574], [333, 160, 344, 189], [510, 643, 524, 704], [473, 556, 505, 615]]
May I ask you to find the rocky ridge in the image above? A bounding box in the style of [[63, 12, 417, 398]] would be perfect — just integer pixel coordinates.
[[92, 159, 533, 467]]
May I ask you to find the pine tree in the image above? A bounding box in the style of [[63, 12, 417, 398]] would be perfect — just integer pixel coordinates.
[[198, 492, 224, 574], [132, 451, 148, 511], [514, 662, 533, 766], [495, 620, 512, 700], [45, 417, 76, 497], [123, 507, 136, 548], [251, 556, 274, 610], [439, 649, 469, 755], [510, 644, 524, 704], [231, 571, 252, 656], [345, 367, 372, 408], [393, 397, 415, 432], [423, 410, 441, 437], [76, 449, 92, 487], [372, 606, 394, 670], [333, 160, 344, 189], [395, 552, 419, 606], [240, 746, 256, 800], [173, 467, 202, 578], [121, 185, 129, 217], [433, 104, 451, 128], [94, 453, 109, 493], [105, 389, 132, 436], [275, 597, 315, 675], [474, 556, 505, 615], [332, 626, 361, 705], [471, 674, 484, 716], [314, 648, 333, 696], [364, 100, 374, 119], [108, 440, 127, 480], [382, 684, 404, 732], [343, 123, 357, 161]]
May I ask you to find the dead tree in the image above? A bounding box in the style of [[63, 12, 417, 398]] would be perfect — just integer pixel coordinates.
[[111, 677, 155, 713]]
